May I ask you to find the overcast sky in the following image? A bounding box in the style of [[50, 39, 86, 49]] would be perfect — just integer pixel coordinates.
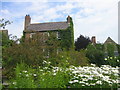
[[0, 0, 119, 43]]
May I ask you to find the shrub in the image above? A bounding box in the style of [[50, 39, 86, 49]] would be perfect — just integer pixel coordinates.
[[86, 44, 105, 66], [37, 68, 71, 88], [104, 56, 120, 67], [9, 63, 37, 88], [9, 62, 71, 88], [47, 49, 89, 67], [2, 41, 44, 78]]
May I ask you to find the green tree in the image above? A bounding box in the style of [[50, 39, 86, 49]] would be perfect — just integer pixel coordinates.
[[0, 32, 13, 48], [2, 37, 45, 78], [95, 43, 104, 51], [0, 18, 12, 29], [75, 35, 91, 51], [86, 44, 105, 66], [0, 18, 13, 48]]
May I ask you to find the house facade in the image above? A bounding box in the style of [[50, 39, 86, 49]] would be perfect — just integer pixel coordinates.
[[104, 37, 119, 56], [23, 15, 74, 50]]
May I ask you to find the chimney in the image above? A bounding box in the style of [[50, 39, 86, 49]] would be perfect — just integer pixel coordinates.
[[67, 15, 71, 24], [24, 15, 31, 30], [91, 36, 96, 44]]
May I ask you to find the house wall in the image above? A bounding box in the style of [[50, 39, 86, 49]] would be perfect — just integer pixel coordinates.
[[24, 27, 74, 50], [104, 43, 118, 56], [24, 31, 58, 42]]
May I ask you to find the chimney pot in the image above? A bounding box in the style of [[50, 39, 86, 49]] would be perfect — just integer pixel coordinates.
[[91, 36, 96, 44], [24, 14, 31, 30]]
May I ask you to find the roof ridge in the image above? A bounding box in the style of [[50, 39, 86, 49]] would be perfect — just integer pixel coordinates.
[[31, 21, 67, 25], [104, 37, 116, 44]]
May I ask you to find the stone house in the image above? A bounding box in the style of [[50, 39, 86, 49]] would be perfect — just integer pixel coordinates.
[[23, 15, 74, 50], [104, 37, 119, 56]]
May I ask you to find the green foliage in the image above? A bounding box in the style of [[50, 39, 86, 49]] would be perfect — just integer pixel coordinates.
[[104, 44, 119, 67], [37, 69, 70, 88], [2, 40, 45, 78], [106, 44, 115, 57], [9, 63, 37, 88], [86, 44, 105, 66], [69, 17, 74, 49], [59, 17, 74, 50], [95, 44, 104, 51], [46, 31, 60, 57], [0, 32, 12, 48], [0, 18, 12, 29], [59, 30, 71, 50], [104, 56, 120, 67], [65, 49, 89, 66], [75, 35, 91, 51], [47, 49, 89, 67], [117, 44, 120, 55], [9, 62, 71, 88], [8, 63, 119, 88]]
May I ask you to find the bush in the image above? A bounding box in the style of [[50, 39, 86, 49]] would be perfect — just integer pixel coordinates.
[[37, 68, 71, 88], [47, 49, 89, 67], [86, 44, 105, 66], [9, 62, 71, 88], [9, 63, 37, 88], [2, 41, 44, 78], [104, 56, 120, 67]]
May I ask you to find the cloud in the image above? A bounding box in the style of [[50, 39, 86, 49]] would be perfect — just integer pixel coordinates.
[[0, 9, 9, 14], [71, 0, 118, 43]]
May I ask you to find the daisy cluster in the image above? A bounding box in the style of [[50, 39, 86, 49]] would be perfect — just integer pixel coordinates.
[[12, 61, 119, 88], [68, 64, 119, 88]]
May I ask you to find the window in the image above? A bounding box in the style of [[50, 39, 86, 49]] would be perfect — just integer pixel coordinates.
[[57, 31, 61, 39], [43, 32, 49, 37], [43, 48, 49, 58], [30, 33, 36, 38], [48, 32, 50, 36]]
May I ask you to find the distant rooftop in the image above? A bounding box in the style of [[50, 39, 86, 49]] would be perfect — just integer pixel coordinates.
[[104, 37, 116, 44]]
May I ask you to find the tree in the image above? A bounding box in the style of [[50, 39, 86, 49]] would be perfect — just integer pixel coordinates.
[[0, 18, 13, 47], [0, 18, 12, 29], [95, 43, 104, 51], [86, 44, 105, 66], [75, 35, 91, 51]]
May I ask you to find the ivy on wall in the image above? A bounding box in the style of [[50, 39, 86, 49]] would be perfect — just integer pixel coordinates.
[[59, 17, 74, 50], [22, 16, 74, 50]]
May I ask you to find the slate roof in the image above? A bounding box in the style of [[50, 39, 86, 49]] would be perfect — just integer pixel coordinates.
[[104, 37, 116, 44], [26, 21, 69, 32]]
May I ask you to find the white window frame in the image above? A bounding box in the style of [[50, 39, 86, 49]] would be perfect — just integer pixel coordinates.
[[56, 31, 61, 39], [48, 32, 50, 36], [30, 33, 36, 38]]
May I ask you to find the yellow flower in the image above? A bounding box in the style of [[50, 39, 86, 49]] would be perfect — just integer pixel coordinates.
[[104, 58, 107, 61]]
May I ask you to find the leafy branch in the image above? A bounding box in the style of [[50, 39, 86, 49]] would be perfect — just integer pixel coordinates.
[[0, 18, 13, 29]]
